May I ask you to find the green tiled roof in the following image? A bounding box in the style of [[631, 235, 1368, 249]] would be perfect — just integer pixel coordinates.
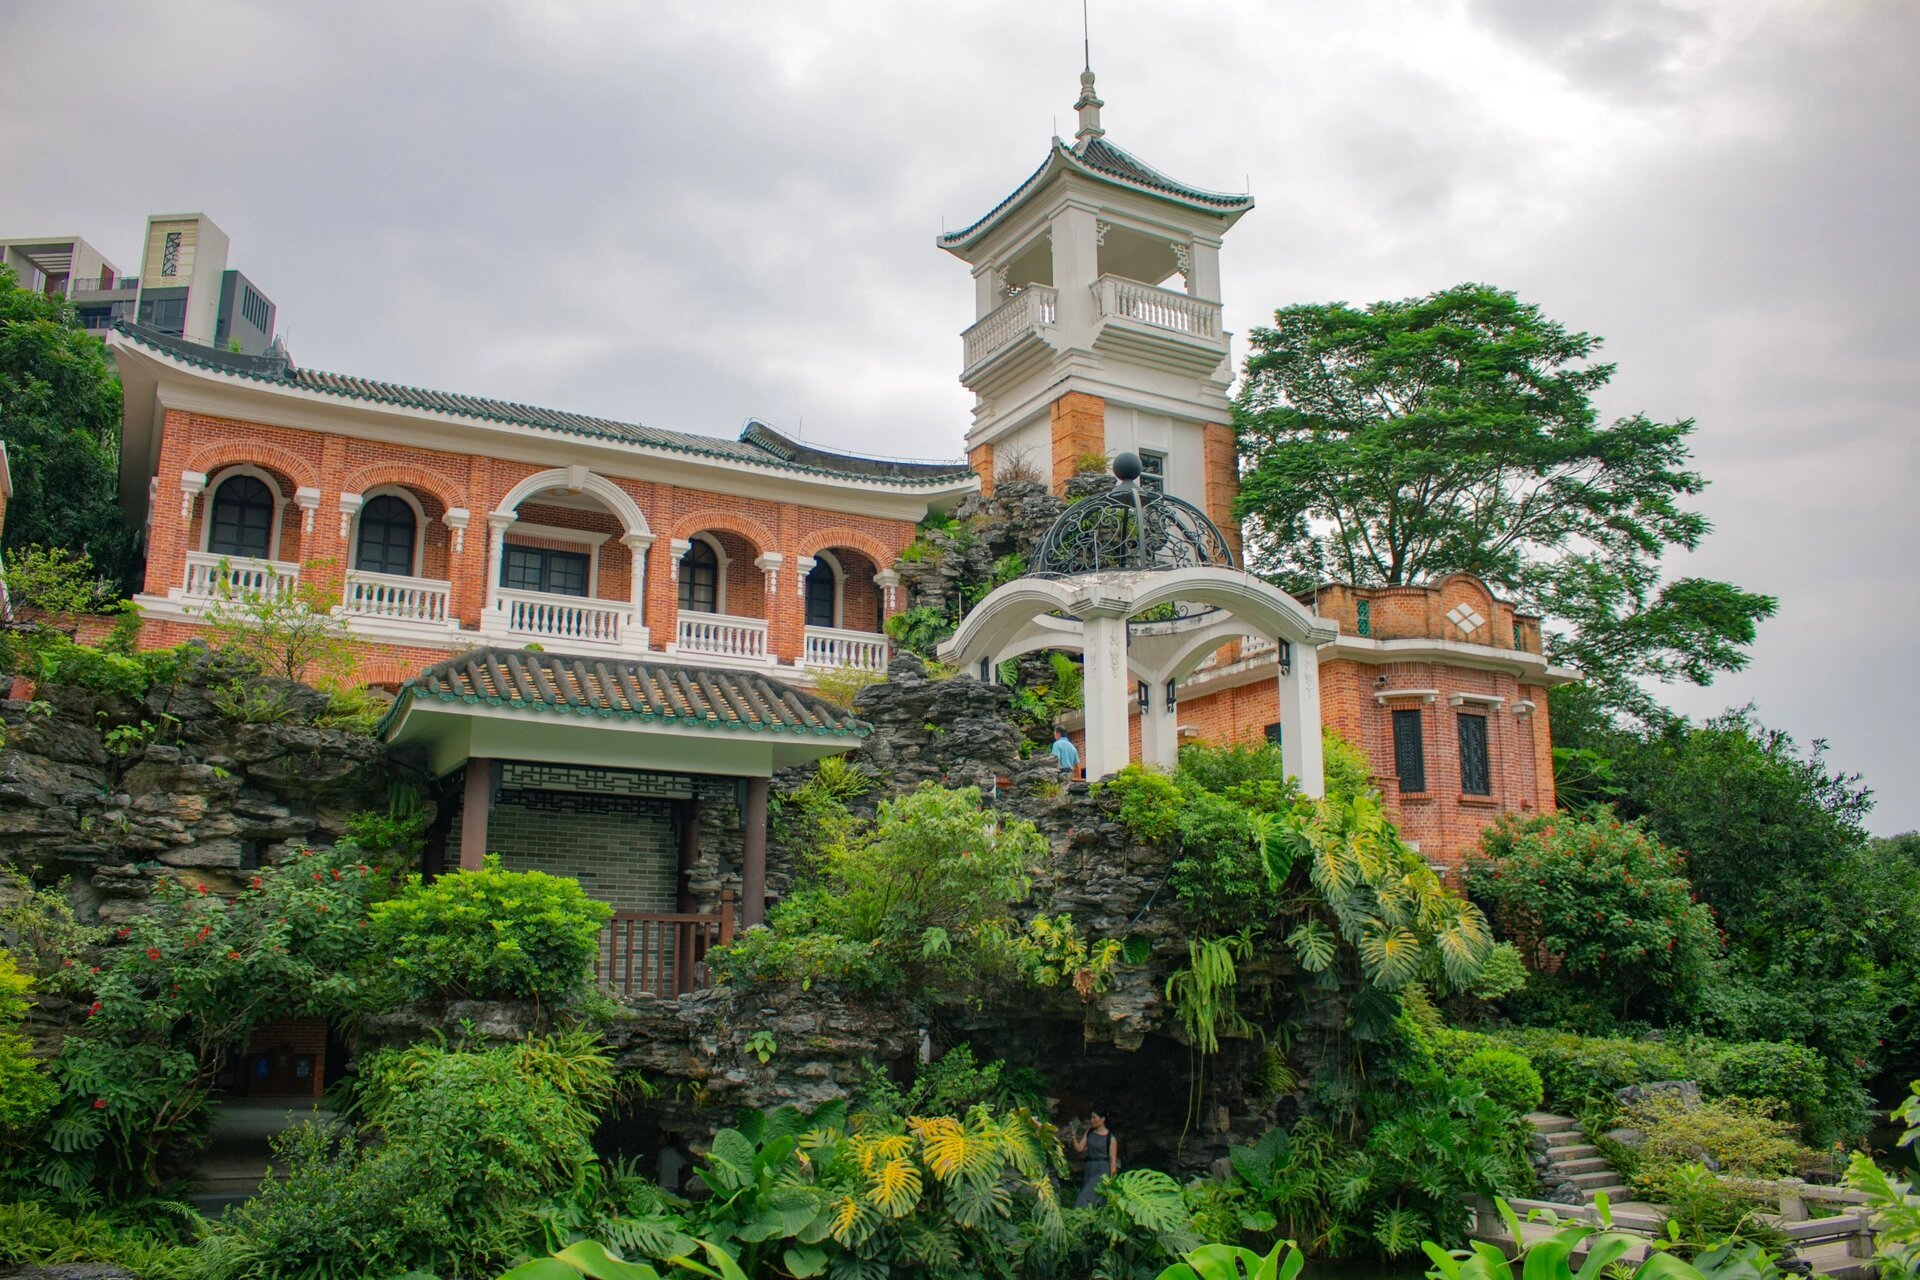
[[939, 136, 1254, 249], [114, 323, 973, 488], [377, 647, 871, 740]]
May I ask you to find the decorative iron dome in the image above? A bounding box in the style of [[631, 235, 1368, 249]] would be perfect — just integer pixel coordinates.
[[1031, 452, 1236, 577]]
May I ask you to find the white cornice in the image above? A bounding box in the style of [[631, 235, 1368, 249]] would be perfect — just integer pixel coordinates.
[[1318, 634, 1578, 686]]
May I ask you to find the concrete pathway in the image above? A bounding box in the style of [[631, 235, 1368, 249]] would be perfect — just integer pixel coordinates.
[[188, 1096, 334, 1214]]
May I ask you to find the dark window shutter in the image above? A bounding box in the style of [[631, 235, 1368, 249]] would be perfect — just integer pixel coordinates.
[[1392, 709, 1425, 793], [805, 560, 837, 628], [208, 474, 275, 558], [1264, 722, 1282, 747], [354, 495, 416, 576], [678, 540, 719, 613], [1458, 713, 1491, 796]]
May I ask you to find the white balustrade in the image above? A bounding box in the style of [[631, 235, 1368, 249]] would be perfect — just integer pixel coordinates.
[[1092, 275, 1222, 340], [675, 612, 769, 662], [495, 588, 626, 646], [342, 570, 452, 624], [803, 626, 890, 673], [181, 551, 299, 602], [961, 285, 1058, 369]]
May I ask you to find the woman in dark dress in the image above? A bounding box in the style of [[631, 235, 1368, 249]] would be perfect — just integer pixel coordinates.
[[1070, 1107, 1118, 1207]]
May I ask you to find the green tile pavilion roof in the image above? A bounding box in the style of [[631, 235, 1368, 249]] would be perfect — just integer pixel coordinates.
[[377, 648, 871, 740], [114, 323, 973, 488], [939, 136, 1255, 249]]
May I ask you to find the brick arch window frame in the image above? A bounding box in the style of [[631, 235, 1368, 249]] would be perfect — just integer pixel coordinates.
[[805, 550, 843, 629], [351, 486, 426, 578], [202, 465, 286, 561], [678, 533, 726, 615]]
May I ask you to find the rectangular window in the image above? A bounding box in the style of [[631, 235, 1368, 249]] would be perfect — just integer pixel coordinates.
[[1392, 709, 1426, 793], [1138, 449, 1167, 493], [138, 296, 188, 334], [1264, 722, 1282, 747], [501, 545, 590, 597], [1458, 713, 1491, 796]]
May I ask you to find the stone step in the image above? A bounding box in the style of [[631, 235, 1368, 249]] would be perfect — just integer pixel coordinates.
[[1580, 1184, 1633, 1204], [1569, 1170, 1626, 1189], [1545, 1131, 1592, 1148], [1527, 1112, 1579, 1133], [1548, 1143, 1601, 1160], [1554, 1157, 1614, 1176]]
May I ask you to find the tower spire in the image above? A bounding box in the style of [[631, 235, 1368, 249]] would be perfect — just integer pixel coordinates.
[[1073, 1, 1104, 148]]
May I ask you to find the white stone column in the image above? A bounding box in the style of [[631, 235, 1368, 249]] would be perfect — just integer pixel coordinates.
[[1079, 606, 1132, 781], [1049, 200, 1102, 349], [1279, 643, 1325, 797], [1188, 236, 1223, 301], [483, 512, 514, 623], [1141, 678, 1180, 772]]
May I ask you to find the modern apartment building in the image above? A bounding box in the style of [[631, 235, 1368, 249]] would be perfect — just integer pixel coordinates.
[[0, 214, 278, 354]]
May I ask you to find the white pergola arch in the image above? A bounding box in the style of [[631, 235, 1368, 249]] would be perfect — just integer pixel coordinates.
[[943, 567, 1340, 792]]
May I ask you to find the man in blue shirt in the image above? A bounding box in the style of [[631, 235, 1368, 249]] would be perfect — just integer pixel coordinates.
[[1051, 728, 1081, 778]]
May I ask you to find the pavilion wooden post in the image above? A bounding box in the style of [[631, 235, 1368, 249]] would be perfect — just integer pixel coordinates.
[[741, 777, 769, 927], [675, 797, 700, 985], [459, 758, 499, 870]]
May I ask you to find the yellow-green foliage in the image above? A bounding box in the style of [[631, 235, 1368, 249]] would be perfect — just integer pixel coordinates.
[[812, 664, 885, 710], [1623, 1094, 1809, 1196], [1005, 913, 1123, 999], [0, 949, 54, 1138]]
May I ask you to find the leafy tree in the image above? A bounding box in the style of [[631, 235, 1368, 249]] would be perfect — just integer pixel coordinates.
[[1463, 810, 1721, 1024], [0, 267, 137, 592], [1233, 283, 1774, 711], [199, 559, 358, 687]]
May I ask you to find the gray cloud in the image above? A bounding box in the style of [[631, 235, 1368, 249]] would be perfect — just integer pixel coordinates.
[[2, 0, 1913, 828]]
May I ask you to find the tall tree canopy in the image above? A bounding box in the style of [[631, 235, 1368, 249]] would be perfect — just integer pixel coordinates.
[[0, 267, 138, 593], [1232, 283, 1774, 711]]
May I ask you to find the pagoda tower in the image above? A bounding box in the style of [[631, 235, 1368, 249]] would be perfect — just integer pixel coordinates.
[[939, 66, 1253, 547]]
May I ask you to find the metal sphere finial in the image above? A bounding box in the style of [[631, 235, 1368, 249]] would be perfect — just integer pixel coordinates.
[[1111, 451, 1142, 484]]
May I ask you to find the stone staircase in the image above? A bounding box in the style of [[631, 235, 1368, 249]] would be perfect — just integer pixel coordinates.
[[1528, 1111, 1631, 1205]]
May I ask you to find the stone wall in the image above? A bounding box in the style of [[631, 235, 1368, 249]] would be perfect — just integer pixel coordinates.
[[0, 648, 394, 920]]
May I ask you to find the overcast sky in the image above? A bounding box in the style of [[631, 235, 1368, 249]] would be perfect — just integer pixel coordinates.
[[3, 1, 1915, 830]]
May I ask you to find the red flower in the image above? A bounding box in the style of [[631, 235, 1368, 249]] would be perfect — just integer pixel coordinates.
[[250, 876, 263, 889], [316, 903, 330, 913], [62, 957, 74, 967], [194, 884, 208, 895], [331, 868, 341, 881], [88, 1001, 102, 1016], [356, 865, 369, 874], [226, 950, 241, 961], [146, 948, 162, 962], [312, 872, 324, 882], [90, 966, 99, 974], [93, 1098, 107, 1110], [116, 927, 132, 940]]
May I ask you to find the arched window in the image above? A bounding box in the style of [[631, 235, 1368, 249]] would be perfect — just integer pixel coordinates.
[[678, 539, 719, 614], [805, 558, 838, 629], [207, 474, 275, 559], [355, 494, 417, 577]]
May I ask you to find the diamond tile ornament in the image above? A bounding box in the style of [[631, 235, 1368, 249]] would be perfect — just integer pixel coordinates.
[[1446, 603, 1486, 635]]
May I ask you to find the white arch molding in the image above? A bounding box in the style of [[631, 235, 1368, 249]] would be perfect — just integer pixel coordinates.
[[347, 485, 429, 577], [483, 467, 655, 644], [941, 567, 1340, 793]]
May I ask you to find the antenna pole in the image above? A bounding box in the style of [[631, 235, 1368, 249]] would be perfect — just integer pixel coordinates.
[[1082, 0, 1091, 70]]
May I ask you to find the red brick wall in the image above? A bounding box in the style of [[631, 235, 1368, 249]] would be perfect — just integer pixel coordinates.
[[241, 1015, 328, 1098], [1048, 392, 1106, 492], [141, 410, 921, 679]]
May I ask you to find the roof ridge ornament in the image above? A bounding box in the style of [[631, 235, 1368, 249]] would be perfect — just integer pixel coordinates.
[[1074, 67, 1105, 148]]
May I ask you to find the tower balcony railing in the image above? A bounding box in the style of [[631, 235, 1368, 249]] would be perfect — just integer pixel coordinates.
[[802, 625, 890, 673], [180, 551, 300, 603], [1091, 275, 1222, 341], [673, 612, 771, 664], [341, 569, 453, 626], [961, 285, 1058, 372]]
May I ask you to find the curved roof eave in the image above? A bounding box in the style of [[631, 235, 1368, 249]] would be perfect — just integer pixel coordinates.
[[937, 138, 1255, 255]]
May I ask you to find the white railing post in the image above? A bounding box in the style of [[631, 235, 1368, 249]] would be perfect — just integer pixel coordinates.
[[802, 626, 890, 673], [341, 570, 453, 625], [673, 612, 771, 663]]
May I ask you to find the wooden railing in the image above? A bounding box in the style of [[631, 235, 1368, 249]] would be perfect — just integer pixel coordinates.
[[342, 569, 452, 624], [1092, 274, 1222, 341], [675, 612, 769, 662], [802, 625, 890, 672], [962, 285, 1058, 370], [181, 551, 300, 602], [597, 890, 735, 998]]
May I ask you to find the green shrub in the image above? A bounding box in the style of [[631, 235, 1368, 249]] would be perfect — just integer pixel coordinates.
[[0, 949, 54, 1144], [1451, 1046, 1541, 1115], [1464, 809, 1721, 1024], [368, 856, 612, 1003], [1622, 1094, 1809, 1200], [1169, 790, 1269, 929], [1488, 1028, 1690, 1110], [1708, 1039, 1827, 1116], [0, 1200, 203, 1280], [1099, 764, 1185, 843], [202, 1032, 614, 1279]]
